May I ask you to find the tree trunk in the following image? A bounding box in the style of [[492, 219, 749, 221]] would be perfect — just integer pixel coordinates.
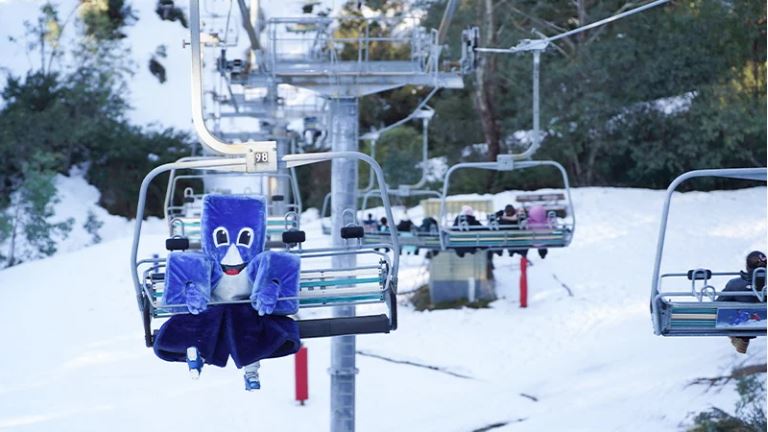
[[474, 0, 502, 189], [6, 202, 21, 268]]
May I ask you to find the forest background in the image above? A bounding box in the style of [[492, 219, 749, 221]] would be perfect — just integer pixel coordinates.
[[0, 0, 765, 266]]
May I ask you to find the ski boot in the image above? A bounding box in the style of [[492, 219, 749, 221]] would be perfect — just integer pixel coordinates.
[[186, 346, 204, 379], [243, 362, 261, 391]]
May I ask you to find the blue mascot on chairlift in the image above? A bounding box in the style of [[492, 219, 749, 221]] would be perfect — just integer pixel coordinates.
[[153, 194, 301, 391]]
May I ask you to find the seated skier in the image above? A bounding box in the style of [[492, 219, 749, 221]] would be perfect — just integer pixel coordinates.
[[396, 218, 414, 232], [452, 205, 484, 257], [718, 251, 766, 354], [452, 205, 483, 229], [378, 216, 389, 232], [362, 213, 379, 233], [154, 194, 301, 391], [493, 204, 529, 258], [525, 205, 550, 259], [419, 216, 439, 234]]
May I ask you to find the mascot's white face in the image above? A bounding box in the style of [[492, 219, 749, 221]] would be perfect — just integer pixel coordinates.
[[211, 226, 255, 276]]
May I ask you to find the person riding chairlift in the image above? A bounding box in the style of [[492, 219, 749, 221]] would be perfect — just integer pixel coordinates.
[[452, 205, 482, 228], [526, 205, 550, 259], [363, 213, 378, 233], [719, 251, 766, 354], [452, 205, 483, 257], [493, 204, 529, 258]]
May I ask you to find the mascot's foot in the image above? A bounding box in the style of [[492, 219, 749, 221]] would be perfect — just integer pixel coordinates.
[[186, 347, 204, 379], [244, 372, 261, 391], [243, 361, 261, 391]]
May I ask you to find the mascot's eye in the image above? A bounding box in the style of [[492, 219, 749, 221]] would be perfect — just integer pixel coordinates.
[[213, 227, 229, 247], [237, 227, 254, 247]]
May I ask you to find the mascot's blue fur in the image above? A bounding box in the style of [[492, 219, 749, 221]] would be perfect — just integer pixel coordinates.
[[154, 194, 301, 368]]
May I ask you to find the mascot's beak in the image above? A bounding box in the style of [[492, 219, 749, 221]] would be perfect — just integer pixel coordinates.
[[220, 244, 246, 276]]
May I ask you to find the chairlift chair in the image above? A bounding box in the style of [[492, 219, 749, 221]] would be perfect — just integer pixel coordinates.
[[131, 152, 400, 348], [650, 168, 767, 337], [438, 155, 576, 252], [359, 187, 444, 253]]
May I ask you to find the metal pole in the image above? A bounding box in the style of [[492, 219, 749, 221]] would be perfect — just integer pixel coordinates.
[[329, 97, 359, 432], [531, 50, 541, 155], [275, 135, 290, 215]]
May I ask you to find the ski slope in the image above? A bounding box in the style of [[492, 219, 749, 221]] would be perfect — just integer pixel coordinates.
[[0, 182, 765, 432]]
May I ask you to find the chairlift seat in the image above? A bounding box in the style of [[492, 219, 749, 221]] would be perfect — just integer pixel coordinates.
[[445, 227, 571, 249], [142, 254, 394, 339], [657, 301, 766, 337], [653, 267, 766, 337]]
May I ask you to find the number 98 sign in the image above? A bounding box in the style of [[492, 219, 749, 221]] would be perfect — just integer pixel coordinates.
[[245, 143, 277, 172], [254, 152, 269, 163]]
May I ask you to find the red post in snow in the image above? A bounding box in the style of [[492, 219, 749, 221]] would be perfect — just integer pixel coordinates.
[[295, 345, 308, 405], [520, 256, 528, 308]]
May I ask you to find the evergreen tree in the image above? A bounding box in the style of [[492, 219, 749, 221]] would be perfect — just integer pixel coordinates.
[[3, 153, 74, 267], [0, 2, 194, 222]]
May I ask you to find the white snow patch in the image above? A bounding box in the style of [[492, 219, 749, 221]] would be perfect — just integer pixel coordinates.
[[0, 186, 764, 432]]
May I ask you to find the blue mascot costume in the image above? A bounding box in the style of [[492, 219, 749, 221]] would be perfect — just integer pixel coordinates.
[[153, 194, 301, 390]]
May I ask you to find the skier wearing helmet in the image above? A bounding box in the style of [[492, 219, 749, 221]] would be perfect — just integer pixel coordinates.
[[719, 251, 766, 354]]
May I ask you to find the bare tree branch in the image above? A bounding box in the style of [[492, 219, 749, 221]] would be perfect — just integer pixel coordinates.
[[687, 363, 767, 392]]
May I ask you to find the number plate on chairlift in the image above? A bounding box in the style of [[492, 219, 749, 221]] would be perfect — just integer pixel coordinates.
[[715, 308, 767, 330], [245, 141, 277, 172]]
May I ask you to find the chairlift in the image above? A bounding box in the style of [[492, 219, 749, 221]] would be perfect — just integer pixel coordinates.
[[438, 155, 575, 252], [359, 187, 444, 254], [650, 168, 767, 337], [131, 152, 400, 347]]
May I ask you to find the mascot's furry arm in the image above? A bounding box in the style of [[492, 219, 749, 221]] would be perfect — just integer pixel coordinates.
[[249, 251, 301, 316], [161, 252, 217, 314]]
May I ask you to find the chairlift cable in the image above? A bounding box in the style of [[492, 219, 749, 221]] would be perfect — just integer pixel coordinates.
[[475, 0, 670, 55]]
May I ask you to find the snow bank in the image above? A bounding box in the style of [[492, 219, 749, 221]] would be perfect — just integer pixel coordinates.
[[0, 186, 764, 432]]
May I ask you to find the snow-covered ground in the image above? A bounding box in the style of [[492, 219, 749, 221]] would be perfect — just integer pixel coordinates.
[[0, 179, 765, 432]]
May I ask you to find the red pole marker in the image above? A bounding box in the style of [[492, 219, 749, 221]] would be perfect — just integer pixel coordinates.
[[295, 345, 308, 405], [520, 256, 528, 308]]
